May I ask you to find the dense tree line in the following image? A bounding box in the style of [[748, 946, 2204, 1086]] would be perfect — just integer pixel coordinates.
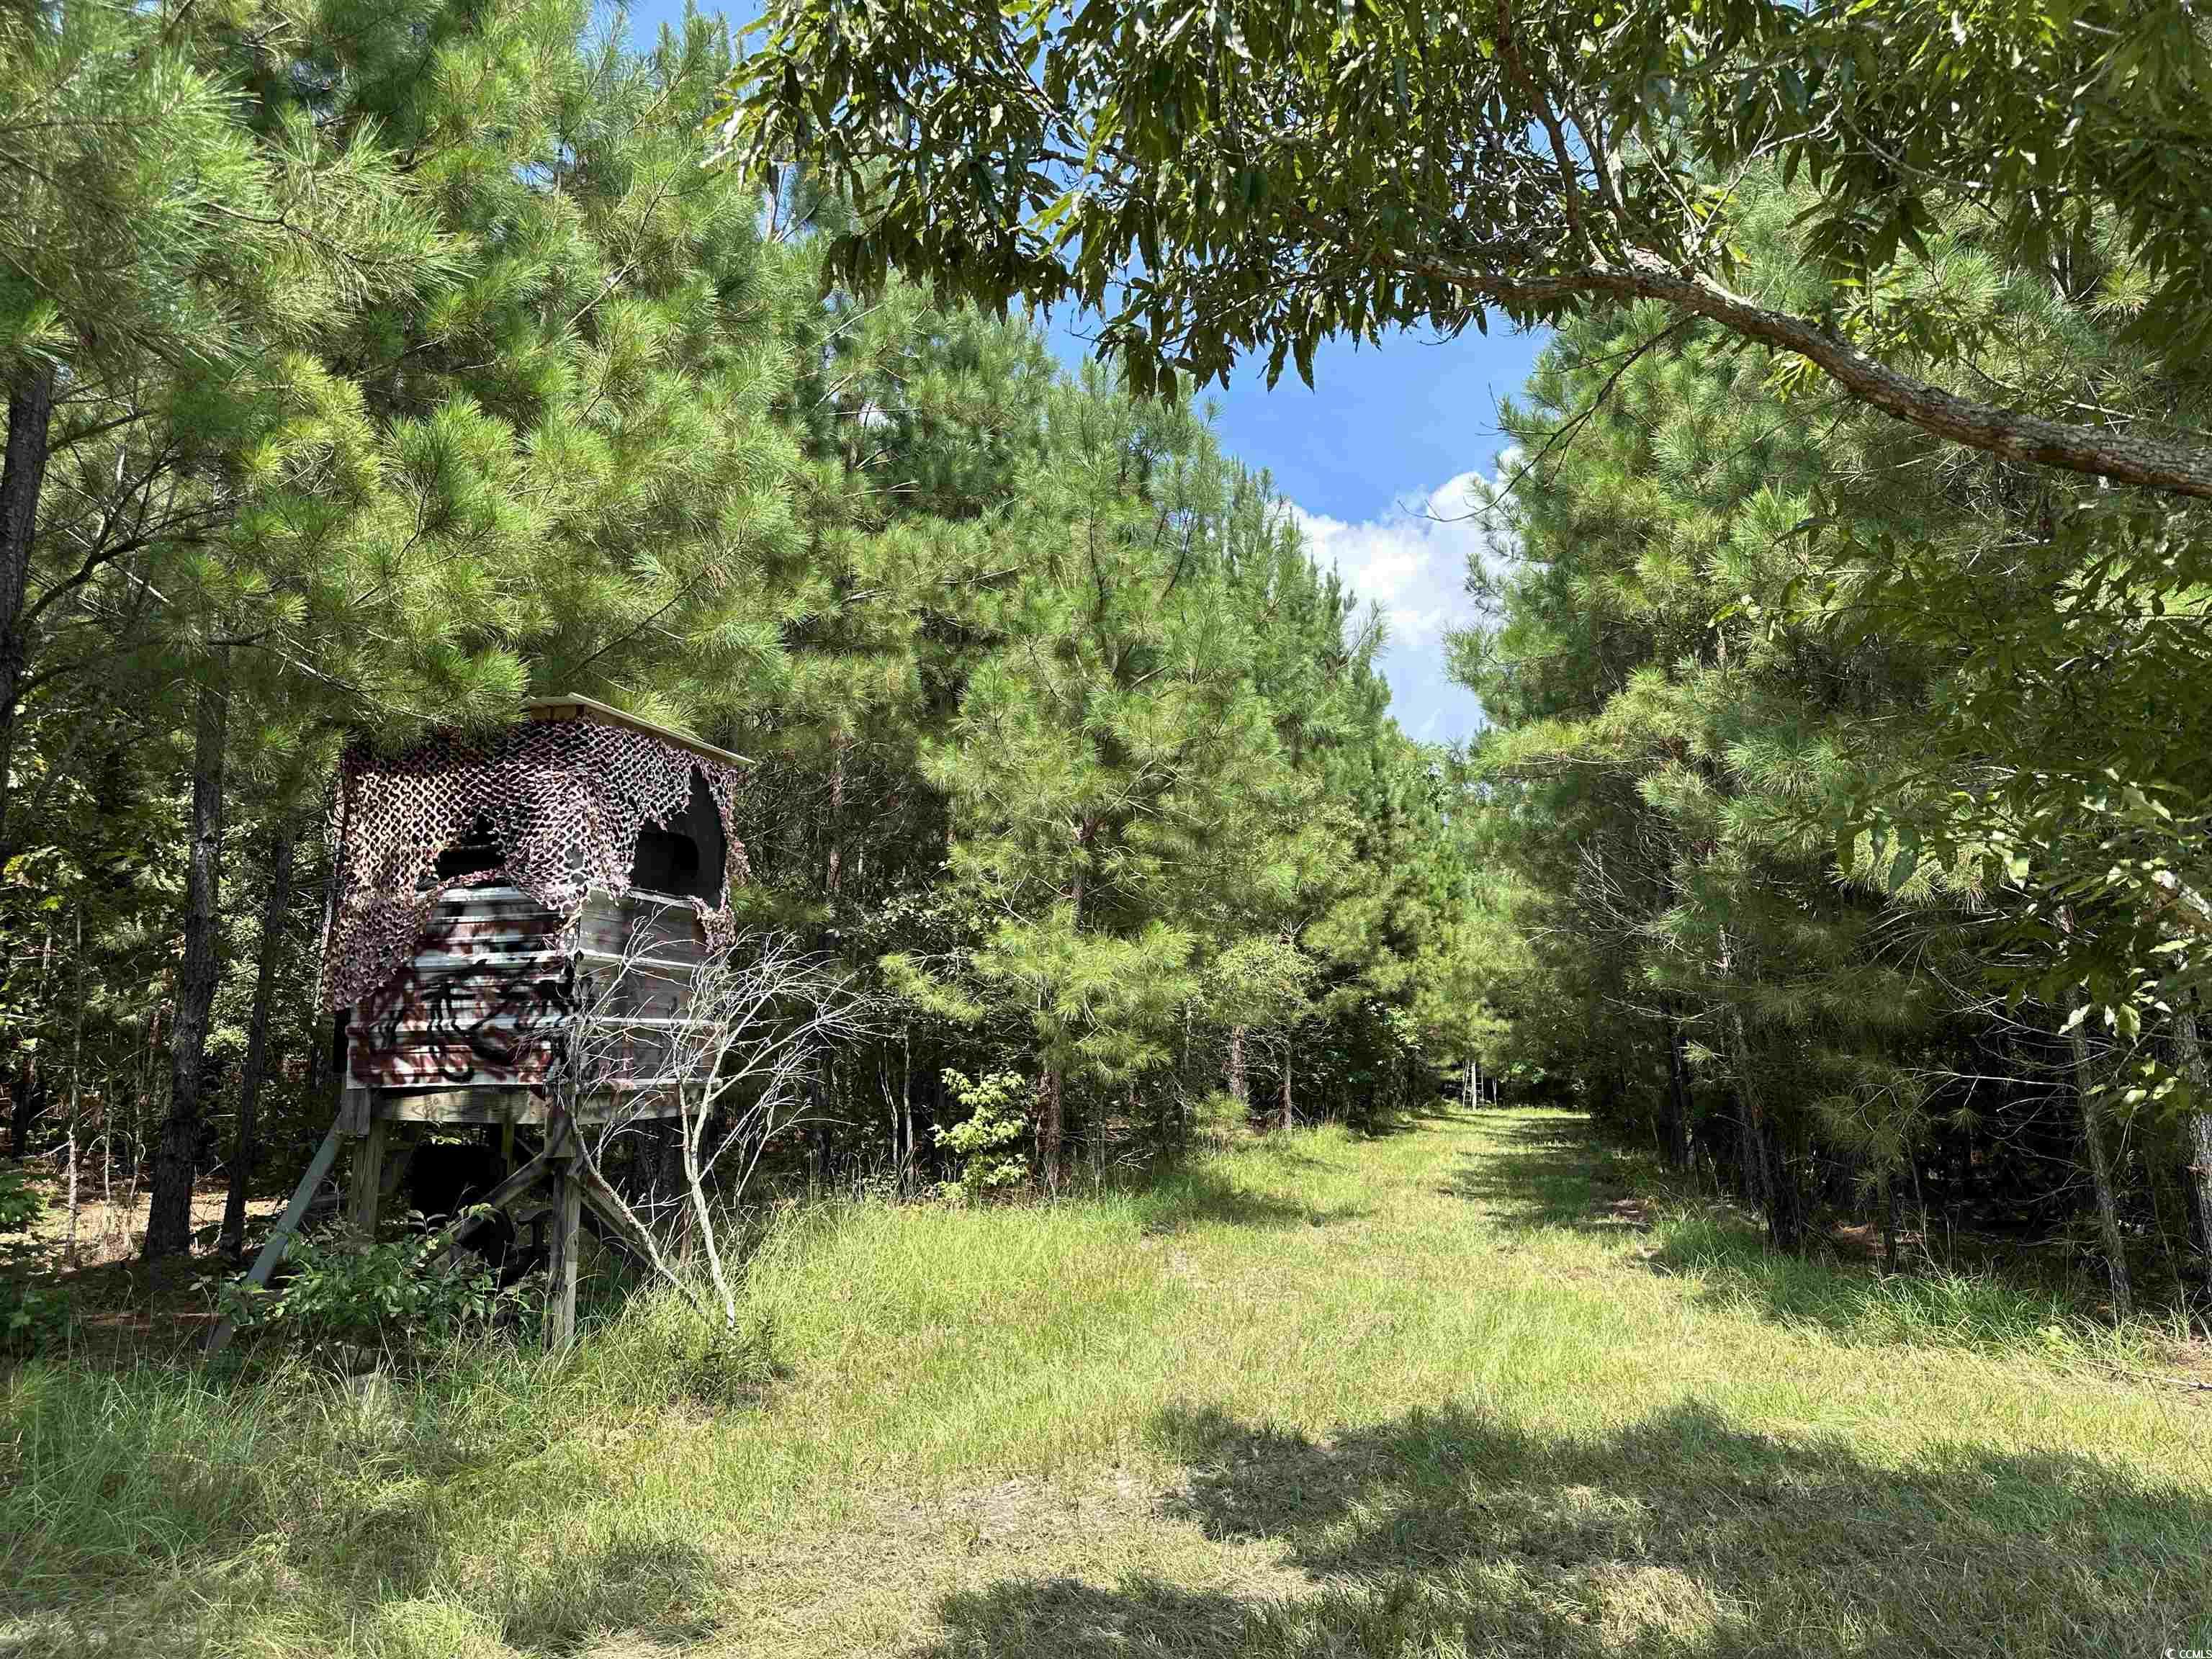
[[0, 0, 1478, 1277], [729, 0, 2212, 1316], [8, 0, 2211, 1333], [1449, 176, 2212, 1310]]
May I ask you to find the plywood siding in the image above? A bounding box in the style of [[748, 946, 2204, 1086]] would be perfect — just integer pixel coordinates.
[[346, 884, 709, 1103]]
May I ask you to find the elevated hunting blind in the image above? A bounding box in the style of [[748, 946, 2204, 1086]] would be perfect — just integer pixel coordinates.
[[327, 695, 749, 1124], [212, 696, 751, 1354]]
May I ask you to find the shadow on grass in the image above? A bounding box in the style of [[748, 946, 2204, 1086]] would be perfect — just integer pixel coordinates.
[[1642, 1210, 2113, 1355], [1344, 1101, 1462, 1140], [1, 1442, 723, 1659], [1443, 1114, 2121, 1354], [1133, 1166, 1363, 1236], [914, 1399, 2211, 1657], [0, 1300, 739, 1659], [1439, 1112, 1662, 1235]]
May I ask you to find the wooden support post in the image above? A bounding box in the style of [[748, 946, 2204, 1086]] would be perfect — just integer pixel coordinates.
[[348, 1115, 389, 1238], [545, 1145, 581, 1350], [203, 1120, 345, 1360], [436, 1142, 554, 1266], [380, 1128, 416, 1211]]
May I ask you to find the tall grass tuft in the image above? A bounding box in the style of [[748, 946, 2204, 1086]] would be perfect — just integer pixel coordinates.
[[1647, 1205, 2180, 1370]]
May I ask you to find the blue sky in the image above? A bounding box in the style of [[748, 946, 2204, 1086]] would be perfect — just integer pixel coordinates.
[[1045, 316, 1550, 744], [1161, 328, 1550, 745], [628, 1, 1551, 744]]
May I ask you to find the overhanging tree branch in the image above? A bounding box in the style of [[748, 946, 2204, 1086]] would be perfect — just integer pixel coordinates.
[[722, 0, 2212, 503], [1413, 250, 2212, 500]]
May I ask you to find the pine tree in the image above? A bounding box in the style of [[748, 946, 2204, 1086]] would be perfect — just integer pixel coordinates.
[[1454, 168, 2212, 1285], [0, 0, 449, 1256], [132, 0, 881, 1253], [0, 0, 251, 856], [1453, 271, 1961, 1240], [891, 371, 1294, 1182], [0, 0, 451, 861]]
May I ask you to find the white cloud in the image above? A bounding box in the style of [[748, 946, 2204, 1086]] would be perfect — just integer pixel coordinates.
[[1290, 467, 1511, 647], [1285, 462, 1517, 743]]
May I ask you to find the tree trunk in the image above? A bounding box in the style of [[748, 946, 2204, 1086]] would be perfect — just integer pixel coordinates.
[[1761, 1115, 1803, 1252], [1036, 1066, 1064, 1194], [1664, 1017, 1695, 1170], [300, 852, 341, 1162], [2067, 1003, 2133, 1319], [8, 1053, 40, 1160], [1227, 1025, 1248, 1110], [144, 673, 228, 1259], [1881, 1171, 1899, 1276], [1728, 1012, 1768, 1219], [64, 905, 82, 1267], [1736, 1102, 1764, 1224], [63, 1115, 79, 1268], [824, 737, 845, 899], [2172, 999, 2212, 1313], [1038, 813, 1094, 1195], [0, 360, 56, 863], [1279, 1046, 1292, 1134], [220, 827, 294, 1258], [9, 922, 50, 1157], [1728, 1023, 1799, 1251], [897, 1024, 912, 1194]]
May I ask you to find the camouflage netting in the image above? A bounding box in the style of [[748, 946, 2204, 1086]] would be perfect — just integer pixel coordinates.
[[323, 718, 750, 1012]]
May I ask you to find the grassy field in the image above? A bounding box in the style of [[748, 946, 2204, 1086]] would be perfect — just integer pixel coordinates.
[[4, 1105, 2211, 1658]]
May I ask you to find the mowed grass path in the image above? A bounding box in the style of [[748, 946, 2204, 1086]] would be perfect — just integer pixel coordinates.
[[6, 1107, 2211, 1657]]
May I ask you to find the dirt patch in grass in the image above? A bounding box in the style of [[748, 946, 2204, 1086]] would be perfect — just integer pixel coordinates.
[[19, 1174, 285, 1270], [1591, 1194, 1655, 1231], [697, 1470, 1318, 1658]]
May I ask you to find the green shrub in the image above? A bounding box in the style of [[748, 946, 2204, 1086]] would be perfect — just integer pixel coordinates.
[[0, 1157, 40, 1236], [1191, 1088, 1256, 1148], [1, 1275, 69, 1354], [0, 1159, 67, 1355], [222, 1226, 509, 1367], [931, 1069, 1032, 1197]]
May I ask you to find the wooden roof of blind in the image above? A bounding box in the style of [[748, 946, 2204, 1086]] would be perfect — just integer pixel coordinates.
[[521, 694, 750, 770]]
